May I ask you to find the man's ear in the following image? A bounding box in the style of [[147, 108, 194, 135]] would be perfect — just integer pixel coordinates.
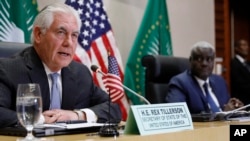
[[33, 26, 43, 43]]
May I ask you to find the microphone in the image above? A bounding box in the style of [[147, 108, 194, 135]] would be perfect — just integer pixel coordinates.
[[91, 65, 105, 76], [90, 65, 151, 105], [215, 103, 250, 120]]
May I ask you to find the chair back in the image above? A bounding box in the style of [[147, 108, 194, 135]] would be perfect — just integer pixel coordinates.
[[0, 42, 30, 58], [142, 55, 189, 103]]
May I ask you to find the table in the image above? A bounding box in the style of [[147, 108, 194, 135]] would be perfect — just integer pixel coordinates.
[[0, 121, 249, 141]]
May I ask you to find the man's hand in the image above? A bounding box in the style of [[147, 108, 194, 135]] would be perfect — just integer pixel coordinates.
[[42, 109, 79, 124], [223, 98, 244, 111]]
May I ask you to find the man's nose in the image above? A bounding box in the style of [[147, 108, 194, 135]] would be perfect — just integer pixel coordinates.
[[63, 35, 73, 47], [201, 58, 210, 65]]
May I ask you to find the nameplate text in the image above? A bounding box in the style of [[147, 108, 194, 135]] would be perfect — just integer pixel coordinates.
[[124, 102, 193, 135]]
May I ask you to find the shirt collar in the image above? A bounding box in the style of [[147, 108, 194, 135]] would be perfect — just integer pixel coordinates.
[[42, 62, 61, 76], [194, 76, 209, 88], [236, 54, 245, 63]]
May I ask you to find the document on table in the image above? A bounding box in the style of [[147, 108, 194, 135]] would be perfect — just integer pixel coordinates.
[[35, 122, 105, 129]]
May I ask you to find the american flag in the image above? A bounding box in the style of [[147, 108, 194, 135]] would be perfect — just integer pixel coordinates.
[[103, 55, 125, 102], [65, 0, 129, 120]]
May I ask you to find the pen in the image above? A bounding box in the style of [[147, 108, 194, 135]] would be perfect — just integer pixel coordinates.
[[55, 120, 87, 124]]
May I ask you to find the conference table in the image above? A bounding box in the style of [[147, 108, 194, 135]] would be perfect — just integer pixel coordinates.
[[0, 121, 249, 141]]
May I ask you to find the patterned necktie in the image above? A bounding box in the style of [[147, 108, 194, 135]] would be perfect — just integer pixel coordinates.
[[50, 73, 61, 109], [203, 83, 220, 113]]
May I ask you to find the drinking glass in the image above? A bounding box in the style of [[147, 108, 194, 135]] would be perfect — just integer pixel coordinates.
[[16, 83, 42, 140]]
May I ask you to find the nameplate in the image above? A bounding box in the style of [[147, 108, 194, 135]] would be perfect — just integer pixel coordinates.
[[124, 102, 193, 135]]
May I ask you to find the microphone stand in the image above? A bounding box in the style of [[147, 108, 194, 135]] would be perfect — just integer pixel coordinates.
[[122, 85, 151, 105], [98, 89, 119, 137]]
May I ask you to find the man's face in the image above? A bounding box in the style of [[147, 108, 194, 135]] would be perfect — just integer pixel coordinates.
[[34, 12, 79, 72], [235, 40, 249, 58], [190, 47, 215, 80]]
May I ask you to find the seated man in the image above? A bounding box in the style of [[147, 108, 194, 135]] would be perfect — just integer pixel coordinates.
[[231, 39, 250, 105], [165, 41, 243, 114], [0, 3, 121, 128]]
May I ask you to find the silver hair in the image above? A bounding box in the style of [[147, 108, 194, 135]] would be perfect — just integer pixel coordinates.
[[30, 3, 82, 44], [190, 41, 215, 56]]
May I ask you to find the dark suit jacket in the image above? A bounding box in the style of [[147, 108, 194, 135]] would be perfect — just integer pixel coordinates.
[[231, 57, 250, 105], [0, 47, 121, 127], [165, 70, 230, 114]]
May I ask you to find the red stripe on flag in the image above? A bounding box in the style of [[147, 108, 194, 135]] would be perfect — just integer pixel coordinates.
[[102, 35, 114, 55], [118, 67, 124, 80], [92, 73, 100, 86], [91, 41, 107, 73]]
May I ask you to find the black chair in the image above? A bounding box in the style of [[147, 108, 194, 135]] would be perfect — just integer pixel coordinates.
[[0, 42, 31, 57], [141, 55, 189, 104]]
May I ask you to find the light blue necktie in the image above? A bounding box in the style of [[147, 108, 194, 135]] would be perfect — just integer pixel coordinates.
[[50, 73, 61, 109], [203, 83, 220, 113]]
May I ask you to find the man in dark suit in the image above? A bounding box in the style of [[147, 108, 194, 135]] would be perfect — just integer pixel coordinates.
[[0, 3, 121, 128], [231, 39, 250, 105], [165, 41, 243, 114]]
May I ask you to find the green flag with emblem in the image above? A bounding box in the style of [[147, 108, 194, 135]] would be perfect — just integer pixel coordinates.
[[0, 0, 38, 43], [124, 0, 173, 105]]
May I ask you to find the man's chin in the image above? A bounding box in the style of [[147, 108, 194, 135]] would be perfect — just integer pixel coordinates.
[[197, 74, 210, 80]]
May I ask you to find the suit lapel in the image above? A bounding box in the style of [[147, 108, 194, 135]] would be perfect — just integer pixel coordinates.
[[25, 48, 51, 110], [61, 65, 77, 109], [193, 79, 208, 106], [189, 72, 207, 102], [235, 58, 250, 72]]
